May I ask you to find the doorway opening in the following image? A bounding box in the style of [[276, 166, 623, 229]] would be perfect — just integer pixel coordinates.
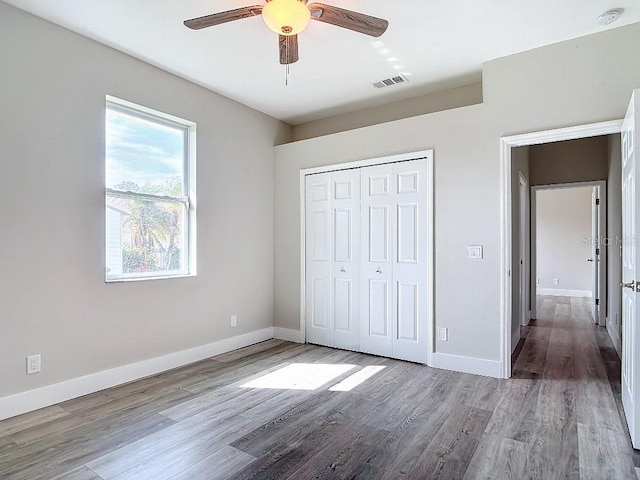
[[531, 181, 606, 323], [500, 120, 623, 379]]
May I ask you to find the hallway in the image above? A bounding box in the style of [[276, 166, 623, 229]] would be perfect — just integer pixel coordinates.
[[505, 295, 639, 478]]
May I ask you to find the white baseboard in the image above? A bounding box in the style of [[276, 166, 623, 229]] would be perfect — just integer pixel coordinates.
[[431, 352, 502, 378], [607, 322, 622, 358], [273, 327, 304, 343], [0, 327, 274, 421], [537, 288, 592, 298]]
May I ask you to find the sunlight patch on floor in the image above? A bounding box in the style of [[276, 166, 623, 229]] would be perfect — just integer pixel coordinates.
[[329, 365, 387, 392], [240, 363, 356, 390]]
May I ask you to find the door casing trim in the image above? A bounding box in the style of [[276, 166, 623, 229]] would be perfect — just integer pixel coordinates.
[[500, 120, 622, 379]]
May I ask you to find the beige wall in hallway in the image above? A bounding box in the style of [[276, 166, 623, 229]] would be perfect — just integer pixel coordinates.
[[511, 147, 530, 350], [536, 187, 594, 293], [529, 136, 608, 186]]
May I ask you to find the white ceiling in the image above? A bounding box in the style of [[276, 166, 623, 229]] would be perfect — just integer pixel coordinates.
[[4, 0, 639, 124]]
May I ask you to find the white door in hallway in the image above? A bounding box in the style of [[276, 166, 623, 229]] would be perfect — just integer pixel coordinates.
[[590, 186, 601, 324], [519, 174, 528, 327], [621, 89, 640, 448]]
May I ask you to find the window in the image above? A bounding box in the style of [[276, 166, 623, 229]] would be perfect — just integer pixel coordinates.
[[105, 97, 195, 281]]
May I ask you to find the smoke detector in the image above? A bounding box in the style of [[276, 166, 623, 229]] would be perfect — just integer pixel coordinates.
[[597, 9, 624, 26]]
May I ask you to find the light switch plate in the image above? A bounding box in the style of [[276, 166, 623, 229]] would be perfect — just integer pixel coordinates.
[[437, 327, 448, 342], [468, 245, 483, 259]]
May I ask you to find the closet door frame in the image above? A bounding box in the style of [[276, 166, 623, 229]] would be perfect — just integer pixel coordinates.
[[299, 150, 434, 366]]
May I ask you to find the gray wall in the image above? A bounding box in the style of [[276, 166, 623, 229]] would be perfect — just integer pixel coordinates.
[[274, 23, 640, 363], [292, 83, 483, 141], [511, 147, 530, 350], [529, 136, 608, 186], [0, 3, 291, 398], [607, 134, 623, 354], [536, 187, 594, 293]]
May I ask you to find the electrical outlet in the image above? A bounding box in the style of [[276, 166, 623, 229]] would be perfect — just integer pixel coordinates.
[[231, 315, 237, 328], [437, 327, 448, 342], [26, 354, 41, 375], [553, 278, 559, 286]]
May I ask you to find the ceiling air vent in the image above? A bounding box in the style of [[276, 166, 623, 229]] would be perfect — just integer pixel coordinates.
[[373, 74, 409, 89]]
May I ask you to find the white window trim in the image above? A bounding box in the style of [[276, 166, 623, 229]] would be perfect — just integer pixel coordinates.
[[105, 95, 197, 282]]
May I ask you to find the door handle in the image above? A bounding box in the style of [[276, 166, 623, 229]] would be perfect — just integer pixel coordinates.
[[587, 258, 594, 262], [376, 267, 382, 274], [621, 281, 640, 292], [340, 267, 346, 273]]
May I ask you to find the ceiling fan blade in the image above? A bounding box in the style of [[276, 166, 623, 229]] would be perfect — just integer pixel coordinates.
[[308, 3, 388, 37], [184, 6, 263, 30], [279, 35, 299, 64]]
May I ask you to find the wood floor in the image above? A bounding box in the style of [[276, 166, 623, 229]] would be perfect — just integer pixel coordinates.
[[1, 296, 638, 479]]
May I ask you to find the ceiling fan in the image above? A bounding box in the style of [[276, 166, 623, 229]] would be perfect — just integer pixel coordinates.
[[183, 0, 389, 65]]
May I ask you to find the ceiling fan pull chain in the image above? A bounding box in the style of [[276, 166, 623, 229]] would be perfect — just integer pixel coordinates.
[[285, 38, 290, 86]]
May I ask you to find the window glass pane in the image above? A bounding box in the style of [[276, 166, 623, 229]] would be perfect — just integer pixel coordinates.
[[106, 107, 185, 197], [106, 196, 186, 277]]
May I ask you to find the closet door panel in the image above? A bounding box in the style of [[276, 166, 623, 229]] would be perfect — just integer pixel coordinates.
[[331, 169, 361, 350], [392, 160, 429, 363], [305, 173, 332, 347], [360, 164, 394, 357], [397, 203, 418, 264], [397, 281, 419, 341]]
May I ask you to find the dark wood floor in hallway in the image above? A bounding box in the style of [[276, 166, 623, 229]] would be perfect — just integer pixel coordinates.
[[0, 296, 638, 479]]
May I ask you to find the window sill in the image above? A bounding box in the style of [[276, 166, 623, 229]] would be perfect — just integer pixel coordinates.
[[105, 272, 195, 283]]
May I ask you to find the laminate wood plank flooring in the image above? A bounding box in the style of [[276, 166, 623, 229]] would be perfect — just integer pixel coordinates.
[[1, 296, 638, 479]]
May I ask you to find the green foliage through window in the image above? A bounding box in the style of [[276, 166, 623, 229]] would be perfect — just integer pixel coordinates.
[[105, 99, 194, 281]]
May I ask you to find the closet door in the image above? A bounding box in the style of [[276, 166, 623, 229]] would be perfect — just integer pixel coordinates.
[[360, 159, 429, 363], [360, 164, 395, 357], [393, 160, 428, 363], [331, 170, 361, 350], [305, 170, 361, 350], [305, 173, 332, 347], [306, 157, 430, 363]]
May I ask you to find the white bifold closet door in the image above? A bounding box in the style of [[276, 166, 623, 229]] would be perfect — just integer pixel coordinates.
[[305, 158, 428, 364], [360, 160, 428, 363], [305, 169, 361, 351]]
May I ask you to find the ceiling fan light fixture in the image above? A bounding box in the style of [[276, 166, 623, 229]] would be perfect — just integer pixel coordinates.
[[262, 0, 311, 36]]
